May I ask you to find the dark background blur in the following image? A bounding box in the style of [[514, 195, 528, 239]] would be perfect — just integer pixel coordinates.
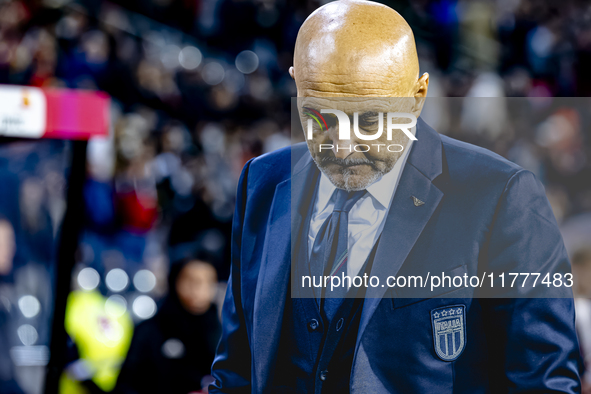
[[1, 0, 591, 393]]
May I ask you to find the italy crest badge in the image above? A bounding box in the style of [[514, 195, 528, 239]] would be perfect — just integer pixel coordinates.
[[431, 305, 466, 361]]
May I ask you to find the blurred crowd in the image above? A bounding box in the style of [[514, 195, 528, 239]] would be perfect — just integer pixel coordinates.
[[0, 0, 591, 393]]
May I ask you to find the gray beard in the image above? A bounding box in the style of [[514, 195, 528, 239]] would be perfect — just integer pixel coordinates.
[[312, 155, 394, 191]]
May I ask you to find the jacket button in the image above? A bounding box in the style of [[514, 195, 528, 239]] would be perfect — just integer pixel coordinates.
[[320, 370, 328, 381], [308, 319, 319, 332], [336, 318, 344, 331]]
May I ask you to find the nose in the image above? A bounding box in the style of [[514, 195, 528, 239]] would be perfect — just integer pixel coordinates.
[[326, 125, 354, 160], [332, 139, 354, 159]]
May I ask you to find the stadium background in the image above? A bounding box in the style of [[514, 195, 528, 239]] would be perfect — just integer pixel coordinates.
[[1, 0, 591, 393]]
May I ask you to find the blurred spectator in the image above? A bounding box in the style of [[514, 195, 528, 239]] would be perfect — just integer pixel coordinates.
[[0, 216, 24, 394], [0, 140, 69, 394], [60, 287, 133, 394], [19, 176, 55, 263], [115, 258, 220, 394], [0, 216, 15, 276]]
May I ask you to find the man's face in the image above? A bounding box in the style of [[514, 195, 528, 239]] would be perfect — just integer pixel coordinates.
[[298, 97, 415, 191], [290, 0, 429, 190]]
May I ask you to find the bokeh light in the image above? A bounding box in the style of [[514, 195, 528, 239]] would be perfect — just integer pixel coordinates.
[[105, 294, 127, 318], [77, 267, 100, 291], [235, 50, 259, 74], [133, 270, 157, 293], [179, 46, 202, 70], [106, 268, 129, 292], [132, 295, 157, 319], [161, 338, 185, 358], [202, 61, 225, 85], [18, 295, 41, 318], [17, 324, 38, 346]]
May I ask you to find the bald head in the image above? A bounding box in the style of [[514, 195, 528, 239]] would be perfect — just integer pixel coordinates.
[[292, 1, 429, 191], [290, 0, 428, 98]]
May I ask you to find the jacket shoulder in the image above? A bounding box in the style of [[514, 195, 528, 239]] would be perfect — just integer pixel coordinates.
[[440, 134, 524, 187], [246, 142, 308, 187]]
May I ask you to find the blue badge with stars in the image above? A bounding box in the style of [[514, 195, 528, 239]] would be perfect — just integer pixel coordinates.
[[430, 305, 466, 361]]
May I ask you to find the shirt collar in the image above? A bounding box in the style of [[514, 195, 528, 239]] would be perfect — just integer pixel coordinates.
[[316, 172, 336, 212], [365, 159, 401, 209]]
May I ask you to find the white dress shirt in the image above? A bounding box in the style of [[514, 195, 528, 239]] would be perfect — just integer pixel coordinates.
[[308, 128, 415, 278]]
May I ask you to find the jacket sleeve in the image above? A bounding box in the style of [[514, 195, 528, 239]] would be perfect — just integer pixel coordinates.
[[482, 169, 582, 393], [209, 159, 254, 394]]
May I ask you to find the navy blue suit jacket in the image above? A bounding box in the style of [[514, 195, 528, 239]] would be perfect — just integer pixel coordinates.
[[210, 118, 581, 393]]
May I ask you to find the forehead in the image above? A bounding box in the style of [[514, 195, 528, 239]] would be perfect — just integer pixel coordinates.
[[296, 61, 417, 97], [181, 262, 216, 281], [299, 97, 413, 113], [295, 11, 417, 97]]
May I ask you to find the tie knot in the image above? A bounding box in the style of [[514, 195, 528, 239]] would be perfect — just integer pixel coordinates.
[[333, 189, 367, 213]]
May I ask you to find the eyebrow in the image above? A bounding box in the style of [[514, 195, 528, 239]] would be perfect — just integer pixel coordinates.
[[359, 111, 380, 117]]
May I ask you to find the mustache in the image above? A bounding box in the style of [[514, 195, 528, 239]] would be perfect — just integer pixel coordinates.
[[319, 154, 377, 168]]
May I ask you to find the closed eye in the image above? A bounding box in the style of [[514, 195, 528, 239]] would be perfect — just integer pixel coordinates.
[[358, 112, 381, 127]]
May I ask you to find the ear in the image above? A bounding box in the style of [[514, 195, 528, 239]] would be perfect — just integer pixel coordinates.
[[412, 72, 429, 117], [289, 66, 295, 80], [415, 72, 429, 98]]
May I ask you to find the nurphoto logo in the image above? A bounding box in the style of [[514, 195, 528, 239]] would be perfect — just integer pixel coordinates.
[[302, 107, 417, 153]]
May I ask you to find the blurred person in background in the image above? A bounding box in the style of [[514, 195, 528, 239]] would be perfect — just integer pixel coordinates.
[[115, 257, 221, 394], [0, 216, 24, 394], [0, 140, 69, 393], [60, 283, 133, 394], [0, 216, 15, 278]]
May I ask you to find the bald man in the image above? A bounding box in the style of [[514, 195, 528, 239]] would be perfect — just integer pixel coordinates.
[[210, 1, 581, 393]]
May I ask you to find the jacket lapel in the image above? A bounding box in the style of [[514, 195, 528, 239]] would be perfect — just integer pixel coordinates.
[[356, 118, 445, 345], [252, 149, 317, 392]]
